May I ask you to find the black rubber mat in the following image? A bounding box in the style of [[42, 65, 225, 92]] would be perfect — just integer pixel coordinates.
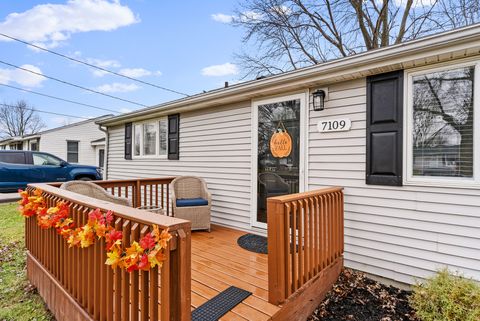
[[192, 286, 252, 321], [237, 233, 268, 254]]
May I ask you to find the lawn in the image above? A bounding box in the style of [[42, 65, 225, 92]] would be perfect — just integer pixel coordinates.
[[0, 202, 53, 320]]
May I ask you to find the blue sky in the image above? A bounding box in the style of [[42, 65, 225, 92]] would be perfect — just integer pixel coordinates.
[[0, 1, 243, 128]]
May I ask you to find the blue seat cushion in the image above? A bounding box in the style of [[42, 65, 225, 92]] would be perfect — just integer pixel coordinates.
[[176, 198, 208, 207]]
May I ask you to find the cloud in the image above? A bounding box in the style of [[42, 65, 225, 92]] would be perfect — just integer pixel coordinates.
[[0, 64, 45, 87], [88, 58, 121, 69], [389, 0, 436, 7], [271, 5, 291, 15], [72, 51, 161, 79], [211, 11, 263, 24], [85, 58, 122, 77], [95, 82, 140, 93], [119, 68, 162, 78], [51, 116, 84, 128], [119, 107, 132, 113], [211, 13, 235, 23], [0, 0, 139, 48], [201, 63, 239, 77]]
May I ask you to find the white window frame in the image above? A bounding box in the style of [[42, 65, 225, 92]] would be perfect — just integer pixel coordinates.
[[404, 58, 480, 188], [132, 117, 168, 159], [66, 140, 79, 163]]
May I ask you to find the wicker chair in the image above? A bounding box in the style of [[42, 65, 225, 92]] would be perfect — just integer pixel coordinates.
[[258, 172, 290, 211], [258, 172, 290, 198], [170, 176, 211, 231], [60, 181, 132, 207]]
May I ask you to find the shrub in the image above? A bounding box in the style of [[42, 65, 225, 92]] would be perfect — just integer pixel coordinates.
[[410, 268, 480, 321]]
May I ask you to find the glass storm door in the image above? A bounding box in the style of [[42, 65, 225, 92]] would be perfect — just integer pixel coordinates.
[[254, 95, 304, 228]]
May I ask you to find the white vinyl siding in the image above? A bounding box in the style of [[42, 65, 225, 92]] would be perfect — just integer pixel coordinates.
[[39, 120, 105, 166], [107, 102, 253, 230], [105, 77, 480, 285], [308, 78, 480, 284]]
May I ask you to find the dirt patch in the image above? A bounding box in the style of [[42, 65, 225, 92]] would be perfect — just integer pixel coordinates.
[[0, 240, 21, 264], [309, 269, 418, 321]]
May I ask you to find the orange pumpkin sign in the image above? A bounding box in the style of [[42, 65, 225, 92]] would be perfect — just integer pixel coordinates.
[[270, 130, 292, 158]]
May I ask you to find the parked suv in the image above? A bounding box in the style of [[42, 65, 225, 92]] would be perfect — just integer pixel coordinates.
[[0, 150, 102, 192]]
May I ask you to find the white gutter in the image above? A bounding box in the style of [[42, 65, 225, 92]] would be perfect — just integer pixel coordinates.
[[97, 23, 480, 127]]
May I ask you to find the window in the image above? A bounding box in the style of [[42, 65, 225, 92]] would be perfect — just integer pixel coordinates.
[[134, 124, 141, 156], [132, 117, 168, 158], [30, 142, 38, 151], [99, 149, 105, 168], [159, 118, 167, 155], [67, 141, 79, 163], [143, 123, 157, 155], [33, 153, 62, 166], [407, 62, 479, 185], [10, 143, 22, 150], [0, 152, 26, 164]]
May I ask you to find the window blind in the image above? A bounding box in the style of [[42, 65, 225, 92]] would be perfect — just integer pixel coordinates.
[[67, 141, 79, 163], [412, 66, 474, 178]]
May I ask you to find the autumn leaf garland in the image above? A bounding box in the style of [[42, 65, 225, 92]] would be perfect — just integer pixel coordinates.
[[18, 189, 172, 272]]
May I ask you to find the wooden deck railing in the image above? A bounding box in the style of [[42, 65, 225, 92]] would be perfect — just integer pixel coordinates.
[[25, 182, 191, 321], [50, 177, 175, 214], [267, 187, 344, 305]]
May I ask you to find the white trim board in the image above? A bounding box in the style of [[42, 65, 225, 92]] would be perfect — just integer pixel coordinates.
[[403, 57, 480, 189], [250, 91, 309, 229]]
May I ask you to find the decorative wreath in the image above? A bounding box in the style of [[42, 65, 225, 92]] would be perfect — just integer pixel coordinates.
[[18, 189, 172, 272]]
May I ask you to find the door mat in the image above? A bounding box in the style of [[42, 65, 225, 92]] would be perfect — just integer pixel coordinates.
[[237, 233, 268, 254], [192, 286, 252, 321]]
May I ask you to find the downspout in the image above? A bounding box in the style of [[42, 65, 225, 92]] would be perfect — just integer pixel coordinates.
[[98, 125, 109, 181]]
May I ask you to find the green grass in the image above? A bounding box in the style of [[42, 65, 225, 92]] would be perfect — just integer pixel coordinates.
[[0, 202, 54, 321]]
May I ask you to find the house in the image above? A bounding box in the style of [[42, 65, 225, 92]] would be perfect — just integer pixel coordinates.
[[97, 25, 480, 287], [0, 115, 111, 168]]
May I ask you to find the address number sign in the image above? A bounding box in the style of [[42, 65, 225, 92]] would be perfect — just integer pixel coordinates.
[[317, 118, 352, 133]]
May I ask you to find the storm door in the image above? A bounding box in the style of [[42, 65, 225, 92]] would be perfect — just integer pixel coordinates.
[[252, 93, 306, 228]]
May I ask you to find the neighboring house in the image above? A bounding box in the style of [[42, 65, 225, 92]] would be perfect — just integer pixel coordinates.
[[97, 25, 480, 285], [0, 115, 111, 168]]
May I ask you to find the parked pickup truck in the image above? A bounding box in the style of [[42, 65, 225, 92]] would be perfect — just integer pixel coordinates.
[[0, 150, 102, 192]]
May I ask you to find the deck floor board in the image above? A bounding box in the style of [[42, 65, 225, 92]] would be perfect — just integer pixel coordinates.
[[190, 225, 279, 321]]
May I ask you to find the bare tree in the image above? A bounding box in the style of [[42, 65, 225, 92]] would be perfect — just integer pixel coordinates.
[[233, 0, 480, 77], [0, 100, 46, 138]]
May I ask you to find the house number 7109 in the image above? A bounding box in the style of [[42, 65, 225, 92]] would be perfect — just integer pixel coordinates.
[[317, 118, 352, 133]]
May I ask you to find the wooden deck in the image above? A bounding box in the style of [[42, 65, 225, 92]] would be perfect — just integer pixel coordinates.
[[190, 225, 279, 321], [25, 179, 344, 321]]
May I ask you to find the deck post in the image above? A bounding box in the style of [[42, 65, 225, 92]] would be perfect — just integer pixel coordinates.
[[267, 187, 344, 306], [135, 180, 141, 208], [170, 228, 192, 321], [267, 199, 287, 305]]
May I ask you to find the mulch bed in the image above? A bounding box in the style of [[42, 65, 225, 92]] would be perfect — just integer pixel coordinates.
[[308, 269, 418, 321]]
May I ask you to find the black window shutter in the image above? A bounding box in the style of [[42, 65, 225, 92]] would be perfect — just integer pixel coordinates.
[[168, 114, 180, 160], [366, 70, 403, 186], [124, 122, 132, 160]]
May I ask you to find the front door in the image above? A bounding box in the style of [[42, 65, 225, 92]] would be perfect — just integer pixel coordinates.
[[252, 93, 306, 229]]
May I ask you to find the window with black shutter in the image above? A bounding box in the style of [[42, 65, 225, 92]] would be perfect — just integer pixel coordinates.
[[125, 122, 132, 160], [366, 70, 404, 186], [168, 114, 180, 160]]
